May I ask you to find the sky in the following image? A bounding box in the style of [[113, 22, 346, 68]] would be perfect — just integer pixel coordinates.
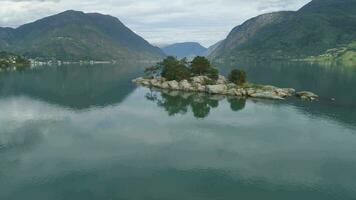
[[0, 0, 311, 47]]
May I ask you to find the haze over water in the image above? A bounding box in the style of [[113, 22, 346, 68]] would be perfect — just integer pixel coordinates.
[[0, 61, 356, 200]]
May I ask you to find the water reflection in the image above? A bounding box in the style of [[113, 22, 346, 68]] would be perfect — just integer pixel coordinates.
[[145, 88, 246, 118], [218, 60, 356, 127], [0, 63, 144, 110]]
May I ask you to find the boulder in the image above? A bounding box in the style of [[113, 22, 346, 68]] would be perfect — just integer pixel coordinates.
[[132, 77, 145, 83], [227, 88, 238, 96], [191, 76, 209, 84], [283, 88, 296, 95], [250, 92, 284, 100], [226, 83, 237, 89], [216, 75, 227, 84], [161, 82, 170, 89], [167, 80, 179, 90], [192, 83, 206, 92], [246, 88, 256, 96], [150, 79, 162, 87], [206, 84, 228, 94], [297, 91, 319, 101], [296, 91, 318, 98], [179, 80, 192, 91]]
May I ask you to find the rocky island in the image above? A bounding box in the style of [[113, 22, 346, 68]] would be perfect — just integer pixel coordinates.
[[133, 56, 319, 101]]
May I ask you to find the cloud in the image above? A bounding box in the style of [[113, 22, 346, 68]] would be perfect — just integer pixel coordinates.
[[0, 0, 311, 46]]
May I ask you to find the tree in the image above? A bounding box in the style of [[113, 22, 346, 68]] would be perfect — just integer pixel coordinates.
[[190, 56, 219, 80], [191, 56, 211, 75], [228, 69, 247, 85], [206, 67, 219, 80], [160, 56, 191, 81]]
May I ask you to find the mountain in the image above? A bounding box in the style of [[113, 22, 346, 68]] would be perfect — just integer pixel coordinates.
[[205, 41, 223, 56], [0, 10, 164, 61], [162, 42, 207, 59], [209, 0, 356, 61]]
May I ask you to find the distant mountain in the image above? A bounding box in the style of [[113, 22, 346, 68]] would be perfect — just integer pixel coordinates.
[[205, 40, 223, 56], [0, 10, 164, 61], [209, 0, 356, 61], [162, 42, 207, 59]]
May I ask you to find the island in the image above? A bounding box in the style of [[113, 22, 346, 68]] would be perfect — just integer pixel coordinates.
[[0, 52, 30, 71], [133, 56, 319, 101]]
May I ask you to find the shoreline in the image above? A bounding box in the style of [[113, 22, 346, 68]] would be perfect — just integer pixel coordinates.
[[133, 75, 319, 101]]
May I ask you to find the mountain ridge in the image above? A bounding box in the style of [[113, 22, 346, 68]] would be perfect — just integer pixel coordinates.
[[0, 10, 165, 61], [162, 42, 207, 59], [209, 0, 356, 62]]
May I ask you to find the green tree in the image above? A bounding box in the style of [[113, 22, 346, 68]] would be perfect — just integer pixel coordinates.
[[228, 69, 247, 85], [160, 56, 191, 81], [191, 56, 211, 75], [190, 56, 219, 80]]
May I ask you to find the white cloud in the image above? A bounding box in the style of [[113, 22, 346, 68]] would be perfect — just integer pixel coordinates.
[[0, 0, 311, 46]]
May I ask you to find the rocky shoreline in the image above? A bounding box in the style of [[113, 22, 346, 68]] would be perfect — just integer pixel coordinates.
[[133, 75, 319, 101]]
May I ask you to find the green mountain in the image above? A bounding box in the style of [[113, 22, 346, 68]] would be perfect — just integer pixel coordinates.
[[209, 0, 356, 62], [0, 10, 165, 61]]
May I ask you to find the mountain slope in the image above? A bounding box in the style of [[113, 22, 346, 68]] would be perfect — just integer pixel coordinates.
[[162, 42, 207, 59], [0, 10, 164, 61], [209, 0, 356, 61]]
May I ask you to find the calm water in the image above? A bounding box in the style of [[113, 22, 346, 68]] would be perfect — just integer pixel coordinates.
[[0, 62, 356, 200]]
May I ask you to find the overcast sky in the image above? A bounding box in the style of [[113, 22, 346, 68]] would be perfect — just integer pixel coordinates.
[[0, 0, 311, 47]]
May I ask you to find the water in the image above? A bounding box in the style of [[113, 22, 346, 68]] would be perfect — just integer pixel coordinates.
[[0, 62, 356, 200]]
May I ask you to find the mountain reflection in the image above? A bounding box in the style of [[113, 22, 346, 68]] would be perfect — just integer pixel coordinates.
[[0, 63, 146, 110], [145, 88, 246, 119]]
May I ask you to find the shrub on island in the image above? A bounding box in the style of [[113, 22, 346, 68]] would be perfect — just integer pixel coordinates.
[[228, 69, 247, 85]]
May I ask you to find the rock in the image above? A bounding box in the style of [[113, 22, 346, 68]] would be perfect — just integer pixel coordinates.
[[296, 91, 318, 101], [263, 85, 278, 90], [192, 83, 206, 92], [132, 77, 145, 83], [296, 91, 318, 98], [246, 88, 256, 96], [283, 88, 296, 95], [191, 76, 209, 84], [226, 83, 237, 89], [156, 77, 166, 82], [216, 75, 227, 84], [250, 92, 285, 100], [179, 80, 192, 91], [274, 88, 290, 97], [227, 88, 238, 96], [150, 79, 160, 87], [161, 82, 169, 89], [167, 80, 179, 90], [206, 84, 228, 94]]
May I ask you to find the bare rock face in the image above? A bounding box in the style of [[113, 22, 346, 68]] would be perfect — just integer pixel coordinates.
[[206, 84, 228, 94]]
